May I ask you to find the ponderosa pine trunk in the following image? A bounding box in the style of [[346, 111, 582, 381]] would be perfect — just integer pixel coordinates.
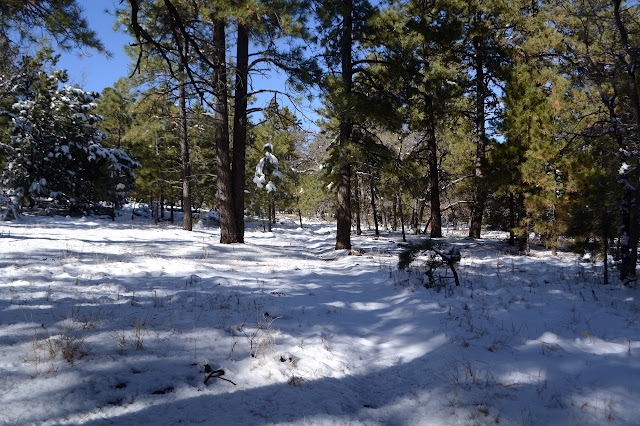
[[354, 172, 362, 235], [614, 0, 640, 282], [370, 177, 379, 236], [179, 42, 192, 231], [426, 103, 442, 238], [213, 20, 235, 244], [469, 30, 487, 239], [335, 0, 353, 250], [231, 23, 249, 243]]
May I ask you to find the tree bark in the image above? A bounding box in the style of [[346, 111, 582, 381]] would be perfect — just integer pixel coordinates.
[[335, 0, 353, 250], [469, 29, 487, 239], [398, 194, 406, 242], [613, 0, 640, 282], [370, 177, 379, 236], [213, 20, 235, 244], [508, 192, 515, 246], [426, 102, 442, 238], [179, 41, 192, 231], [231, 23, 249, 243], [354, 172, 362, 235]]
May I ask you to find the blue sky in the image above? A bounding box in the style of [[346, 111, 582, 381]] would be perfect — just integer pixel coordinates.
[[57, 1, 132, 93], [56, 1, 320, 131]]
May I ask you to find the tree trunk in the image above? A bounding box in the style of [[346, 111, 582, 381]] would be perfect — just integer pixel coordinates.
[[268, 193, 273, 232], [427, 104, 442, 238], [392, 196, 397, 231], [517, 194, 527, 253], [335, 0, 353, 250], [508, 192, 515, 246], [603, 209, 609, 285], [417, 200, 425, 235], [614, 0, 640, 282], [354, 172, 362, 235], [213, 20, 235, 244], [370, 177, 379, 236], [398, 195, 406, 242], [179, 42, 192, 231], [469, 30, 487, 239], [231, 23, 249, 243]]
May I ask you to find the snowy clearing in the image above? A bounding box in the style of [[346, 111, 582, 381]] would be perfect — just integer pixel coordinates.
[[1, 212, 639, 425]]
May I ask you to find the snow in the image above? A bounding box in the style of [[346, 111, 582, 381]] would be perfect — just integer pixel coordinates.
[[265, 181, 277, 192], [0, 212, 639, 425], [619, 162, 630, 175]]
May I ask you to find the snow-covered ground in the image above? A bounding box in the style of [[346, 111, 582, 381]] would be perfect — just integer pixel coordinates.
[[1, 210, 639, 425]]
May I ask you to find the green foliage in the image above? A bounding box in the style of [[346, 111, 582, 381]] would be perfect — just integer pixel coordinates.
[[398, 239, 461, 287], [118, 89, 180, 206], [398, 239, 437, 270], [1, 52, 137, 212], [0, 0, 104, 52], [247, 101, 301, 220]]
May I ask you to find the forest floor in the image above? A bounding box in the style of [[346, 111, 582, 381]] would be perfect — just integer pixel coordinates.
[[0, 207, 639, 425]]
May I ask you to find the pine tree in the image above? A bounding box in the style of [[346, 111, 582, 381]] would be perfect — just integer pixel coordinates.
[[96, 78, 135, 150], [552, 0, 640, 281], [124, 0, 317, 243], [366, 0, 465, 238], [315, 0, 380, 249], [2, 53, 137, 216], [120, 88, 180, 222], [458, 0, 515, 239]]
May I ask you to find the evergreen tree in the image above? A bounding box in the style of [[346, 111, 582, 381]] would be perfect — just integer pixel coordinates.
[[96, 78, 136, 150], [364, 0, 465, 238], [247, 100, 302, 228], [315, 0, 379, 249], [552, 0, 640, 281], [120, 88, 181, 221], [457, 0, 515, 239], [2, 54, 137, 216], [124, 0, 317, 243]]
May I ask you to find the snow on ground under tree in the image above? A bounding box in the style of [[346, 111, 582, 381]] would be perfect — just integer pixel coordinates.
[[1, 210, 639, 425]]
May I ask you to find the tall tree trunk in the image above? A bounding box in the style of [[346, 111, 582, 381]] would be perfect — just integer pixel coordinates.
[[335, 0, 353, 250], [231, 23, 249, 243], [469, 30, 487, 239], [614, 0, 640, 282], [179, 42, 192, 231], [213, 20, 234, 244]]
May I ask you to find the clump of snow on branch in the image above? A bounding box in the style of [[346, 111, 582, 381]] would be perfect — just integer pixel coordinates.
[[254, 143, 283, 193]]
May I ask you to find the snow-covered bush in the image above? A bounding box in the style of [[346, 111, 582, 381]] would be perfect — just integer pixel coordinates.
[[1, 65, 138, 214]]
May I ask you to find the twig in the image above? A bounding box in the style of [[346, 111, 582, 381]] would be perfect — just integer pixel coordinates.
[[204, 366, 237, 385]]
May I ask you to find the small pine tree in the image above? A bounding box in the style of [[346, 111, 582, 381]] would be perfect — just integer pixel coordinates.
[[253, 143, 283, 231]]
